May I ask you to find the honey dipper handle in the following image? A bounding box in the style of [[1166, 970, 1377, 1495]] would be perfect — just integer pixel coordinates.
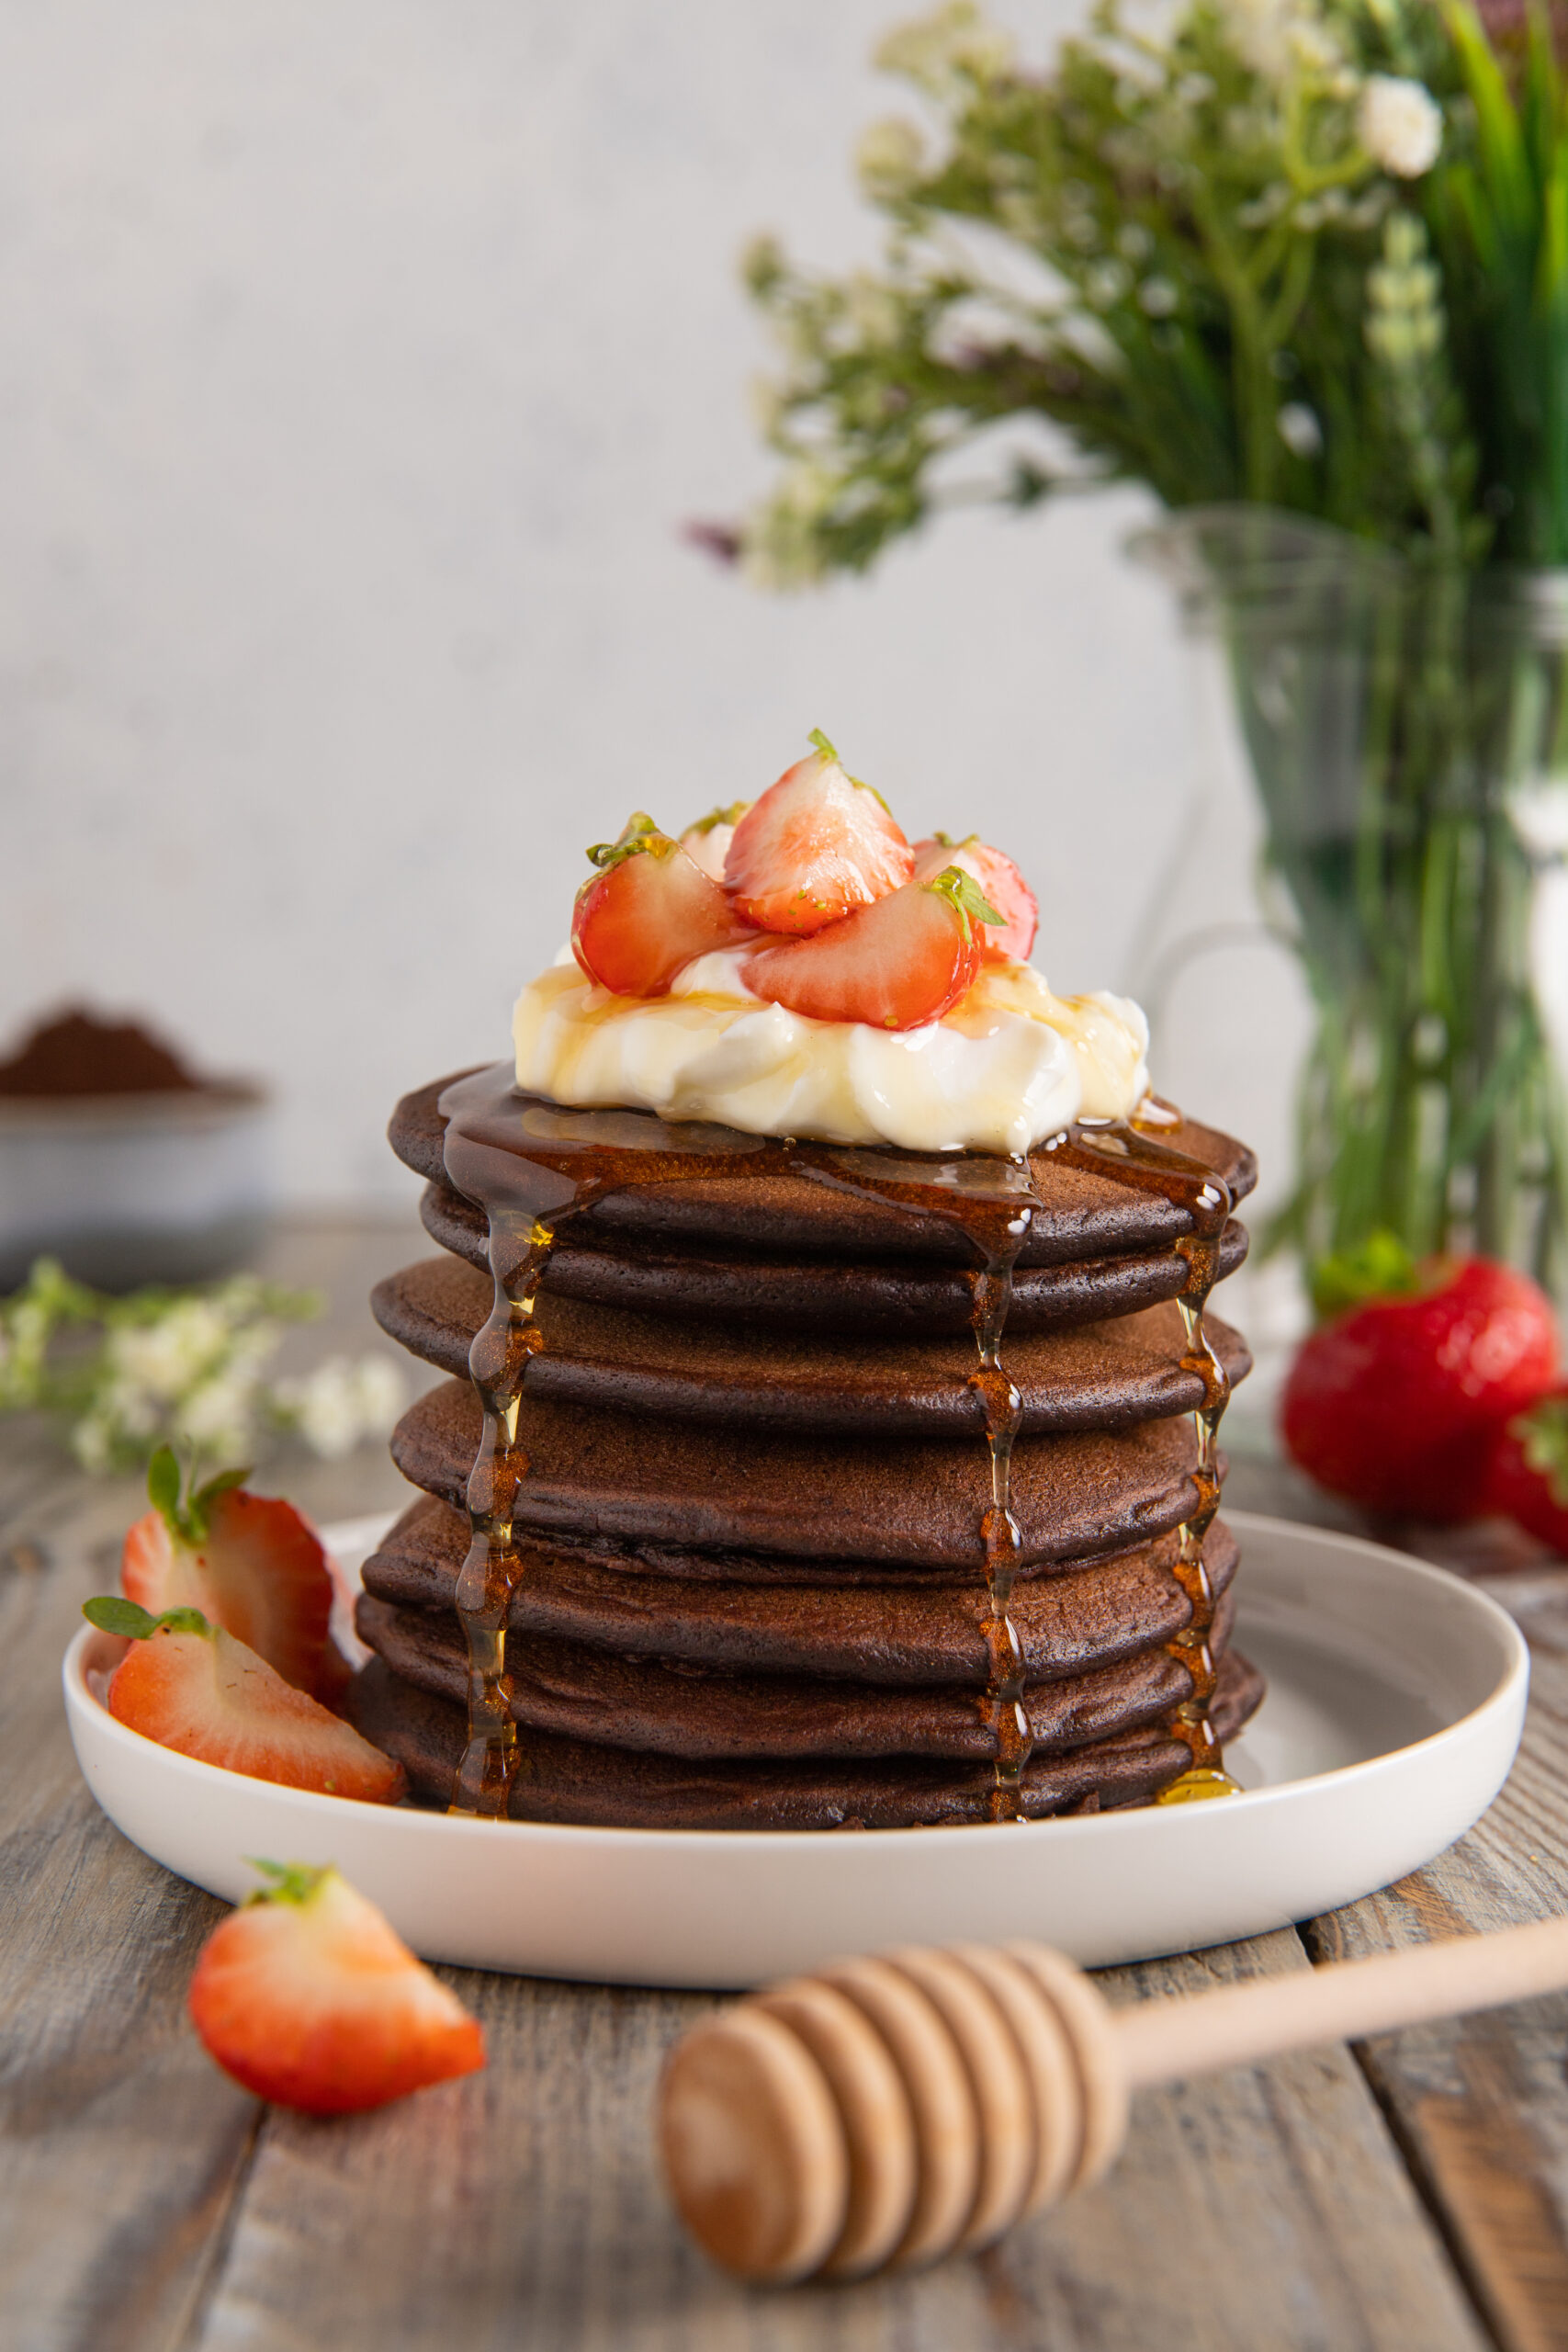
[[1114, 1914, 1568, 2093]]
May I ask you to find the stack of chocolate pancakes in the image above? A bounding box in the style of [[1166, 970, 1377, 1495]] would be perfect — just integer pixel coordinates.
[[350, 1066, 1265, 1829]]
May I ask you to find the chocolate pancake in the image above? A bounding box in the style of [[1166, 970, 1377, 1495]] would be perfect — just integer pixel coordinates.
[[415, 1175, 1252, 1336], [390, 1075, 1257, 1254], [349, 1647, 1267, 1829], [372, 1258, 1252, 1436], [357, 1065, 1267, 1826], [355, 1574, 1239, 1759], [389, 1376, 1210, 1567], [362, 1494, 1241, 1683]]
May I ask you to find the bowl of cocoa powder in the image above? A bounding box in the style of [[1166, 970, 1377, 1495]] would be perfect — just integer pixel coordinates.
[[0, 1008, 273, 1291]]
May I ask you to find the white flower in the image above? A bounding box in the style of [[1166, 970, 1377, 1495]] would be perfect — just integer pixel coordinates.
[[1277, 401, 1324, 458], [1138, 277, 1179, 317], [1358, 76, 1442, 178], [1222, 0, 1298, 83], [273, 1352, 408, 1462], [110, 1301, 231, 1401], [875, 4, 1014, 96], [857, 117, 925, 200], [174, 1369, 264, 1460], [844, 271, 905, 347]]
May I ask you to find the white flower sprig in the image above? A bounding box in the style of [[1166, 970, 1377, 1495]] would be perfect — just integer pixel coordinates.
[[0, 1258, 407, 1475]]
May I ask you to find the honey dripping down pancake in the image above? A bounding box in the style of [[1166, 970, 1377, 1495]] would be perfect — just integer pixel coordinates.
[[353, 1068, 1263, 1827]]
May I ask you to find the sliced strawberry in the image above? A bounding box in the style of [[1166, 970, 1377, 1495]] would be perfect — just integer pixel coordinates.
[[572, 813, 750, 996], [743, 866, 998, 1031], [678, 801, 750, 883], [188, 1860, 485, 2114], [912, 835, 1038, 963], [724, 730, 914, 935], [85, 1599, 406, 1803], [121, 1450, 336, 1701]]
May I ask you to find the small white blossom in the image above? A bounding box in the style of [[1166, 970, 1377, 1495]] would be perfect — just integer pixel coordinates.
[[273, 1353, 408, 1462], [1138, 277, 1179, 317], [1277, 401, 1324, 458], [875, 4, 1015, 96], [1358, 76, 1442, 178], [174, 1370, 264, 1461], [844, 272, 905, 347], [856, 117, 926, 200]]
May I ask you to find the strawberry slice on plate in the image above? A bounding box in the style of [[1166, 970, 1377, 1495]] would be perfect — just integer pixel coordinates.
[[724, 730, 914, 935], [573, 813, 751, 996], [188, 1860, 485, 2114], [912, 834, 1038, 963], [83, 1597, 406, 1802], [744, 865, 999, 1031], [679, 801, 750, 883], [121, 1448, 338, 1701]]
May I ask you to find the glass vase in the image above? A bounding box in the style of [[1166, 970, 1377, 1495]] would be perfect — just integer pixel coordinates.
[[1130, 505, 1568, 1297]]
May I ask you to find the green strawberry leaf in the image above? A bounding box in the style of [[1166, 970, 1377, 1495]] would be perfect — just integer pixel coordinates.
[[83, 1597, 210, 1639], [189, 1464, 252, 1535], [243, 1858, 332, 1908], [926, 865, 1003, 943], [585, 812, 671, 872], [146, 1448, 252, 1545], [931, 830, 977, 850], [684, 801, 748, 836], [807, 727, 892, 812], [1309, 1230, 1422, 1322], [146, 1444, 182, 1529], [1513, 1396, 1568, 1509]]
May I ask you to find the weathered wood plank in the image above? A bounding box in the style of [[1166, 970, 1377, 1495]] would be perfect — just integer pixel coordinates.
[[186, 1928, 1484, 2352], [1304, 1567, 1568, 2352]]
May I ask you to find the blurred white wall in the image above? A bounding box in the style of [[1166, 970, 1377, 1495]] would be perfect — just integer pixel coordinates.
[[0, 0, 1309, 1209]]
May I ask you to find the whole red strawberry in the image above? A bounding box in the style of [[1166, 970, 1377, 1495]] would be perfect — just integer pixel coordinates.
[[1489, 1387, 1568, 1553], [1280, 1243, 1559, 1520]]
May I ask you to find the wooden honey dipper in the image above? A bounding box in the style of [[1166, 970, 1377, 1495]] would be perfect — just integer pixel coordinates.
[[659, 1917, 1568, 2284]]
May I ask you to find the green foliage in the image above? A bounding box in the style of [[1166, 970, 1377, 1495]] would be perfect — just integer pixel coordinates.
[[242, 1859, 332, 1908], [146, 1445, 253, 1546], [1307, 1226, 1422, 1317], [926, 864, 1005, 936], [82, 1596, 210, 1640], [736, 0, 1558, 583], [1514, 1393, 1568, 1504], [585, 813, 666, 870]]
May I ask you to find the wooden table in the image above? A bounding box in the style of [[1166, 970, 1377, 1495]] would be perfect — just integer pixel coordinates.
[[6, 1216, 1568, 2352]]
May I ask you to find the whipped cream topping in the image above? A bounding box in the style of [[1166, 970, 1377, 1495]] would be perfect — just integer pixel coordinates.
[[512, 948, 1150, 1156]]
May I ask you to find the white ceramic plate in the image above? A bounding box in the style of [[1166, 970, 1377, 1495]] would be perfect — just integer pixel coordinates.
[[62, 1510, 1529, 1986]]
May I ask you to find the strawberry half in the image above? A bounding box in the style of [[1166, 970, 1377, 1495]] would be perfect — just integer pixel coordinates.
[[84, 1598, 407, 1802], [121, 1449, 338, 1701], [679, 801, 750, 883], [912, 834, 1038, 963], [724, 730, 914, 935], [188, 1860, 485, 2114], [743, 865, 999, 1031], [572, 813, 750, 996]]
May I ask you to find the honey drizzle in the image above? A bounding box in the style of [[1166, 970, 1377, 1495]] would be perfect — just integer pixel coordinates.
[[437, 1066, 1238, 1820]]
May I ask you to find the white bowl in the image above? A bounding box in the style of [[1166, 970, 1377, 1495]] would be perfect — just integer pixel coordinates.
[[0, 1085, 273, 1290], [62, 1510, 1529, 1986]]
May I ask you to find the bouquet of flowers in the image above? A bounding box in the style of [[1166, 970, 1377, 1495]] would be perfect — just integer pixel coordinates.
[[735, 0, 1568, 1295]]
